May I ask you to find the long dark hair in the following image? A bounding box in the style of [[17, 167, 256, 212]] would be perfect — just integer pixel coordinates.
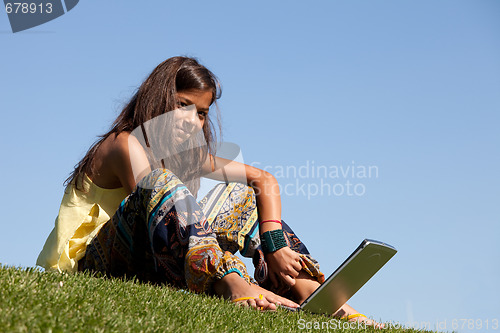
[[66, 56, 222, 194]]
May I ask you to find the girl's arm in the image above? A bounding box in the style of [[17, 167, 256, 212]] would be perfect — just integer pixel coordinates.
[[202, 155, 302, 287]]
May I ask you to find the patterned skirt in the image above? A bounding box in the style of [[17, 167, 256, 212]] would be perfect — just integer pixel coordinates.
[[80, 168, 324, 295]]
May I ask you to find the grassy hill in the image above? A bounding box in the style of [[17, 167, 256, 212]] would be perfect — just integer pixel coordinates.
[[0, 266, 434, 332]]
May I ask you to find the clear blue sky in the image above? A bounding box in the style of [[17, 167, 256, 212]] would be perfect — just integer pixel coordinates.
[[1, 1, 499, 332]]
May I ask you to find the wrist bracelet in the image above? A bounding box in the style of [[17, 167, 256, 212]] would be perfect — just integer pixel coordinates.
[[260, 229, 287, 253], [259, 219, 282, 226]]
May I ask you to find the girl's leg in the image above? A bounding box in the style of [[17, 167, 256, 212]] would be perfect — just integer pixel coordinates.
[[198, 182, 260, 259], [198, 182, 325, 298], [80, 169, 253, 293]]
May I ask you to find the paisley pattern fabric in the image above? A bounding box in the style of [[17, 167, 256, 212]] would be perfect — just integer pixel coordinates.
[[80, 168, 324, 294]]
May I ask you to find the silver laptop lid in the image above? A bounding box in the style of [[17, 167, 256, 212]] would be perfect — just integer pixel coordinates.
[[301, 239, 397, 315]]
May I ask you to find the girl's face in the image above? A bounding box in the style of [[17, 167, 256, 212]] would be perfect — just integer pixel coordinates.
[[173, 90, 212, 143]]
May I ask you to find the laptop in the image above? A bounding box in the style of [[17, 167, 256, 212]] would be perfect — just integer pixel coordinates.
[[283, 239, 397, 314]]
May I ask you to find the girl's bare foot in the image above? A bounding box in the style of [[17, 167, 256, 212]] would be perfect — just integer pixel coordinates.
[[290, 270, 321, 303], [213, 272, 299, 311], [334, 304, 385, 329], [250, 283, 299, 308]]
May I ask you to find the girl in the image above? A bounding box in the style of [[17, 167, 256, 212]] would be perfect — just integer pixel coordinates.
[[37, 56, 376, 322]]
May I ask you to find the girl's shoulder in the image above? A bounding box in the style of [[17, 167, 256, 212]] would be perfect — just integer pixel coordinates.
[[90, 132, 133, 190], [93, 131, 150, 193], [104, 131, 131, 152], [97, 132, 138, 165]]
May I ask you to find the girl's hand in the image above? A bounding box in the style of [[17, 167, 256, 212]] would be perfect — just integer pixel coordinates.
[[265, 246, 302, 287]]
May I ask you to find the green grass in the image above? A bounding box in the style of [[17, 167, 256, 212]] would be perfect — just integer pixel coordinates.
[[0, 266, 434, 333]]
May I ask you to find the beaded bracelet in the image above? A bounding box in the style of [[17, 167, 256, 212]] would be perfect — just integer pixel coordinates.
[[260, 229, 287, 253]]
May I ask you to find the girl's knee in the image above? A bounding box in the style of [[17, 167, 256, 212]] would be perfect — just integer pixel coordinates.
[[136, 168, 182, 190], [228, 183, 256, 207]]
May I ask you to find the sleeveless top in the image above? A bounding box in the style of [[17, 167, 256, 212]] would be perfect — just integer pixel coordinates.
[[36, 174, 129, 272]]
